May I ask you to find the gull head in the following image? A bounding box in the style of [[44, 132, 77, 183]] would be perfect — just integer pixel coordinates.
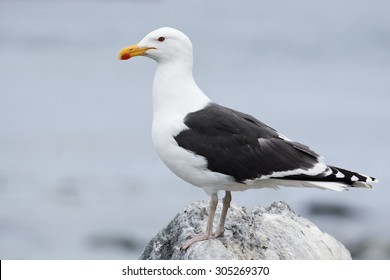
[[118, 27, 193, 64]]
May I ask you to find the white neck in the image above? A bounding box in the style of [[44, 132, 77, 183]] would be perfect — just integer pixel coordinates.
[[152, 61, 210, 118]]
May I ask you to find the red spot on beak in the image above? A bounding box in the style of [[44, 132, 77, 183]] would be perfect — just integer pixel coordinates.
[[120, 53, 131, 60]]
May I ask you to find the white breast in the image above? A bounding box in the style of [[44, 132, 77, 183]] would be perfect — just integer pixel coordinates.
[[152, 107, 236, 196], [151, 60, 238, 195]]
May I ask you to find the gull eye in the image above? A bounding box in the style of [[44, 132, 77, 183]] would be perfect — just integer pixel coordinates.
[[157, 36, 165, 42]]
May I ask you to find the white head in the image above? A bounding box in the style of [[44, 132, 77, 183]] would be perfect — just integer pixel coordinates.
[[118, 27, 193, 65]]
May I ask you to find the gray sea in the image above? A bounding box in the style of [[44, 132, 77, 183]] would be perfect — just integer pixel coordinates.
[[1, 0, 389, 259]]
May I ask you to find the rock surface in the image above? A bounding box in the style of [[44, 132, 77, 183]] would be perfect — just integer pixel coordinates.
[[140, 201, 351, 260]]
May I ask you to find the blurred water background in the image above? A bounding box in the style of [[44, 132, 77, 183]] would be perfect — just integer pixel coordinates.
[[0, 0, 389, 259]]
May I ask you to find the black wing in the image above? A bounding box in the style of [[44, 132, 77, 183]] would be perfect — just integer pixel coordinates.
[[174, 103, 322, 183]]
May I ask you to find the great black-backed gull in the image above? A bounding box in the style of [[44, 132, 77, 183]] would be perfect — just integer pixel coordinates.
[[118, 27, 378, 249]]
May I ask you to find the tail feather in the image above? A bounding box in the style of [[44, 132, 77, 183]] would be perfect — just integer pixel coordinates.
[[327, 166, 378, 187], [281, 165, 378, 189]]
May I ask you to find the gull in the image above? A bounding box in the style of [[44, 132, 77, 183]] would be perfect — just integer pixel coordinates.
[[118, 27, 378, 250]]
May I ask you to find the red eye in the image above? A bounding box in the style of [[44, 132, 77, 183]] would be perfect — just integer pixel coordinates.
[[157, 36, 165, 42]]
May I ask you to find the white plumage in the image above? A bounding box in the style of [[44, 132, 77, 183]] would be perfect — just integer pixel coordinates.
[[119, 27, 378, 249]]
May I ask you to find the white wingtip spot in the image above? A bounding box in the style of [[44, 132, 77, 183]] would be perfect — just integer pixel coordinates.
[[351, 175, 359, 181], [360, 173, 379, 184]]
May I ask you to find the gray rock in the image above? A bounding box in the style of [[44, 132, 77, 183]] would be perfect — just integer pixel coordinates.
[[139, 201, 351, 260]]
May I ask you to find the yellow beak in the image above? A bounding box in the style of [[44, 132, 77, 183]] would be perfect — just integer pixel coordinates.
[[118, 44, 152, 60]]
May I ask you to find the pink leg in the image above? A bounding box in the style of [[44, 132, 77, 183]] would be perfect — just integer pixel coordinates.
[[214, 191, 231, 237], [181, 193, 218, 250], [181, 191, 232, 250]]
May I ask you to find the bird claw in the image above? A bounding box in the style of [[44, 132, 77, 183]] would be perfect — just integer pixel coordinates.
[[181, 230, 224, 250], [181, 234, 213, 250]]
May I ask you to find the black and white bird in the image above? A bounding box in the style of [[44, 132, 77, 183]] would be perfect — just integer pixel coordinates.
[[118, 27, 378, 249]]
